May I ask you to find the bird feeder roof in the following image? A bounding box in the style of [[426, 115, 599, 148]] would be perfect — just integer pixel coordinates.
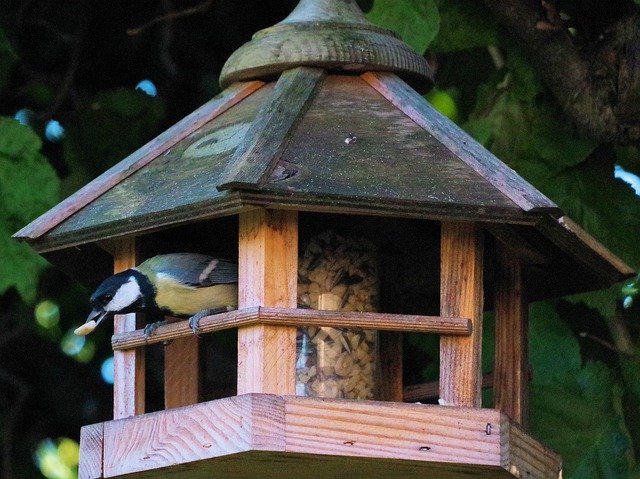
[[14, 0, 633, 297]]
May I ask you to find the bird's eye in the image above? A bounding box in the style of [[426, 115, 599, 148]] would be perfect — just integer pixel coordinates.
[[103, 294, 113, 302]]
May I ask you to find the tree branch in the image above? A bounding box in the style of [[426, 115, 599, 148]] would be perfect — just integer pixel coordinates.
[[483, 0, 640, 144], [127, 0, 214, 36]]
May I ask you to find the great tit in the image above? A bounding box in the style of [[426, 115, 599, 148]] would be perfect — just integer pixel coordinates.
[[74, 253, 238, 336]]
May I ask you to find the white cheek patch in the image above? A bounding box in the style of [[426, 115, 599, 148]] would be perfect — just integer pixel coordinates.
[[106, 276, 142, 312]]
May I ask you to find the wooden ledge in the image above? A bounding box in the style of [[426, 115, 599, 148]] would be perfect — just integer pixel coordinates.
[[80, 394, 561, 478], [111, 307, 472, 350]]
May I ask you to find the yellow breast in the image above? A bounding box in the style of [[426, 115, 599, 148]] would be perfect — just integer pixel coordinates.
[[154, 275, 238, 316]]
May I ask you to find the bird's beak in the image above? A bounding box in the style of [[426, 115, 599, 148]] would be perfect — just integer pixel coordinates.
[[74, 309, 112, 336], [87, 308, 108, 324]]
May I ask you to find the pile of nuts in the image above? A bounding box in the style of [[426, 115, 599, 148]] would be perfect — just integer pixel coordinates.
[[296, 231, 379, 400]]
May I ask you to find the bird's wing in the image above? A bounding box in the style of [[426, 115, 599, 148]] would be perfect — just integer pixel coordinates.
[[138, 253, 238, 287]]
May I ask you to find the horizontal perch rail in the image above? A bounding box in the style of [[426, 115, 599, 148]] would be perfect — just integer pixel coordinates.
[[403, 373, 495, 403], [111, 306, 472, 350]]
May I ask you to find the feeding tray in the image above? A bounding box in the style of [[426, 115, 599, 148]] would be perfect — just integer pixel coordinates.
[[81, 394, 560, 479]]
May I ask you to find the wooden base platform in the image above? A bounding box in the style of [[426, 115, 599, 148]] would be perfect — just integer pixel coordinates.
[[79, 394, 561, 479]]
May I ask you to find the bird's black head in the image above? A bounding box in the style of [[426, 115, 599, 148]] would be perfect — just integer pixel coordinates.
[[79, 269, 155, 334]]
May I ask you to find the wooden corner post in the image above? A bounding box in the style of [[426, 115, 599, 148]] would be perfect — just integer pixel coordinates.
[[112, 237, 145, 418], [440, 222, 484, 407], [494, 243, 529, 425], [237, 209, 298, 395]]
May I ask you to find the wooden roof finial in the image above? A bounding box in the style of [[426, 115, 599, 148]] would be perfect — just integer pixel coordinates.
[[219, 0, 433, 92]]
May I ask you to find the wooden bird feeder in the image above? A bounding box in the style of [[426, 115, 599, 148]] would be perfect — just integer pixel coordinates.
[[15, 0, 634, 477]]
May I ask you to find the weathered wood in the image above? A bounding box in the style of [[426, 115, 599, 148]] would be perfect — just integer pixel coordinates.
[[361, 72, 560, 214], [164, 335, 200, 409], [219, 67, 325, 189], [440, 222, 484, 408], [403, 374, 495, 403], [266, 75, 523, 213], [536, 215, 634, 282], [219, 0, 432, 91], [79, 423, 104, 479], [237, 210, 298, 395], [494, 245, 529, 426], [111, 307, 472, 350], [14, 81, 264, 240], [89, 394, 561, 478], [379, 332, 404, 402], [111, 237, 145, 419]]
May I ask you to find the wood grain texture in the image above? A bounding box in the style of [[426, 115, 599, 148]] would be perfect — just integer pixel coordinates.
[[103, 452, 533, 479], [494, 245, 528, 426], [379, 332, 403, 402], [103, 394, 285, 477], [440, 222, 484, 408], [164, 336, 199, 409], [361, 72, 559, 214], [14, 81, 264, 240], [79, 423, 104, 479], [111, 237, 145, 419], [237, 209, 298, 395], [111, 307, 472, 350], [90, 394, 560, 478], [285, 397, 502, 464], [506, 422, 562, 478], [218, 67, 325, 189]]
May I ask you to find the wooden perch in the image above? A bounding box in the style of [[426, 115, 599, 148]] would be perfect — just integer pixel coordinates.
[[111, 307, 472, 350]]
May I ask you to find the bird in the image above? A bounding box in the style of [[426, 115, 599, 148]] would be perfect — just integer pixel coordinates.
[[74, 253, 238, 336]]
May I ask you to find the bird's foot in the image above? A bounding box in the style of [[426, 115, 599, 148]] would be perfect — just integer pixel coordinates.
[[187, 306, 236, 335], [143, 320, 168, 338]]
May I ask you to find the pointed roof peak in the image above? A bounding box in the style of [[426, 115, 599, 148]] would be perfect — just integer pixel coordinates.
[[219, 0, 432, 92]]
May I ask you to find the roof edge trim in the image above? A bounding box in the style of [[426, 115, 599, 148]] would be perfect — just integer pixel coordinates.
[[25, 191, 541, 253], [537, 215, 634, 282]]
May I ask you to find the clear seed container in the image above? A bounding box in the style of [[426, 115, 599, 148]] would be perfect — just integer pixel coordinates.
[[296, 231, 379, 400]]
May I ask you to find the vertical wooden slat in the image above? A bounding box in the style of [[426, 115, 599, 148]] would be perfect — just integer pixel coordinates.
[[439, 222, 484, 407], [237, 209, 298, 395], [164, 336, 200, 408], [494, 244, 529, 425], [379, 332, 403, 401], [112, 237, 145, 418]]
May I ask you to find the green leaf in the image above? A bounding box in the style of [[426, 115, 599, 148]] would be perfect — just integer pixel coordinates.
[[366, 0, 440, 54], [464, 49, 596, 180], [0, 27, 17, 92], [0, 118, 60, 302], [530, 363, 634, 478], [529, 302, 582, 384], [529, 303, 635, 477], [430, 0, 498, 52]]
